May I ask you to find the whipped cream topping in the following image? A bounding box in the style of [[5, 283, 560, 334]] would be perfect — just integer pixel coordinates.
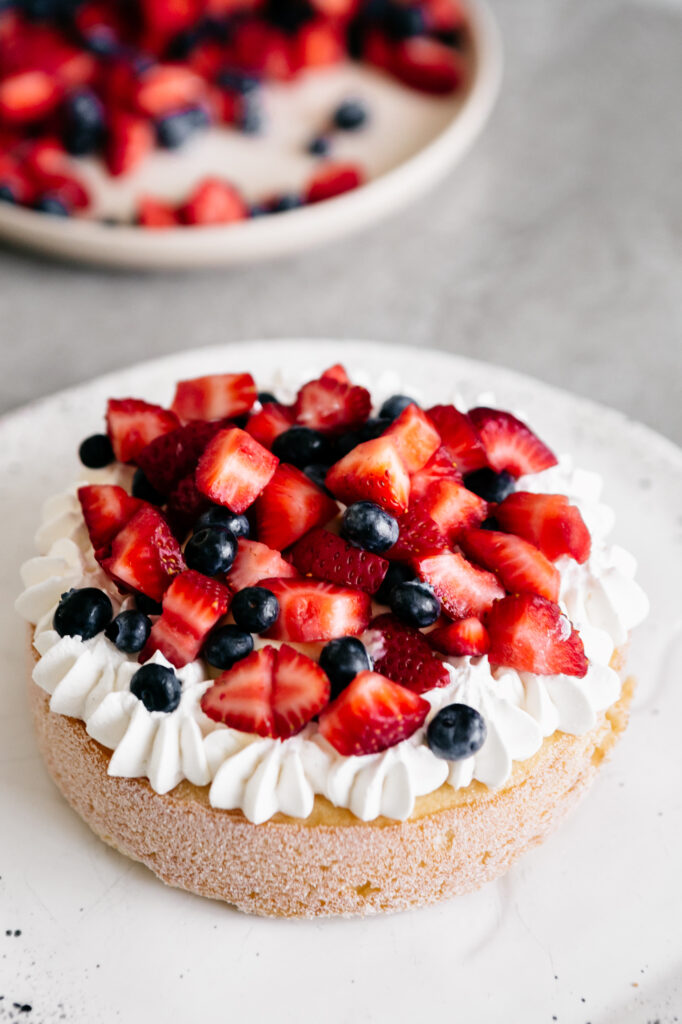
[[17, 436, 649, 824]]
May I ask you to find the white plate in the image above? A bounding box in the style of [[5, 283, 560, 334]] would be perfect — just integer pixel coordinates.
[[2, 340, 681, 1024], [0, 2, 500, 269]]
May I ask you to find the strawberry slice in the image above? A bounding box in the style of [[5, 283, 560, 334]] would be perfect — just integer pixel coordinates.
[[262, 577, 371, 642], [105, 111, 154, 177], [77, 484, 145, 556], [254, 464, 338, 551], [138, 197, 177, 228], [306, 162, 364, 204], [195, 427, 278, 513], [387, 505, 448, 563], [246, 402, 295, 450], [318, 670, 429, 756], [290, 528, 388, 595], [201, 646, 276, 736], [390, 37, 464, 95], [369, 613, 450, 693], [428, 617, 490, 657], [486, 594, 588, 677], [133, 63, 205, 117], [409, 445, 462, 502], [468, 407, 558, 477], [171, 373, 257, 422], [426, 405, 488, 474], [325, 436, 410, 514], [271, 643, 330, 738], [293, 374, 371, 435], [179, 177, 247, 226], [459, 528, 560, 602], [141, 568, 230, 667], [495, 492, 591, 564], [136, 419, 227, 495], [102, 506, 185, 601], [320, 363, 350, 384], [416, 479, 488, 541], [225, 539, 298, 592], [0, 70, 61, 125], [106, 398, 179, 464], [414, 549, 504, 620], [383, 403, 441, 474]]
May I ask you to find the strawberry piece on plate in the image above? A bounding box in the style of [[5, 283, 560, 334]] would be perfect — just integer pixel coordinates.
[[141, 568, 230, 667], [369, 612, 451, 693], [171, 372, 257, 422], [262, 577, 371, 642], [414, 549, 504, 620], [409, 445, 462, 502], [105, 112, 154, 177], [196, 427, 278, 513], [179, 177, 247, 225], [138, 196, 178, 228], [387, 505, 448, 563], [459, 528, 560, 602], [318, 670, 429, 756], [246, 402, 295, 450], [306, 162, 364, 203], [416, 479, 488, 541], [383, 403, 441, 474], [254, 464, 338, 550], [106, 398, 179, 464], [0, 70, 61, 125], [486, 593, 588, 677], [293, 374, 371, 435], [291, 528, 388, 595], [390, 37, 464, 95], [225, 539, 298, 592], [102, 506, 185, 601], [325, 436, 410, 514], [136, 419, 227, 495], [320, 363, 350, 384], [427, 617, 490, 657], [425, 405, 488, 474], [468, 407, 558, 477], [77, 484, 145, 556], [133, 63, 205, 117], [495, 492, 591, 564], [271, 643, 330, 738], [165, 473, 210, 537]]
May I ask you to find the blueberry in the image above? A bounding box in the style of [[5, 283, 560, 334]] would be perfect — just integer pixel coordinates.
[[379, 394, 417, 422], [78, 433, 114, 468], [333, 98, 368, 131], [105, 610, 151, 653], [63, 87, 105, 156], [0, 183, 18, 204], [427, 704, 487, 761], [53, 587, 113, 640], [249, 204, 269, 219], [272, 426, 329, 468], [195, 507, 250, 539], [307, 134, 330, 157], [303, 463, 333, 495], [135, 592, 162, 616], [390, 580, 440, 627], [156, 106, 210, 149], [257, 391, 278, 405], [34, 193, 70, 216], [341, 501, 398, 554], [130, 663, 181, 713], [270, 193, 303, 213], [384, 2, 425, 39], [132, 468, 165, 506], [319, 637, 372, 699], [265, 0, 313, 33], [217, 70, 261, 94], [231, 586, 279, 634], [184, 526, 237, 576], [375, 561, 415, 605], [464, 468, 515, 503], [203, 624, 254, 670], [237, 92, 263, 134], [332, 418, 390, 460]]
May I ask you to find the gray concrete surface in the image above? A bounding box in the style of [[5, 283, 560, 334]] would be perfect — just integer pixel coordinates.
[[0, 0, 680, 444]]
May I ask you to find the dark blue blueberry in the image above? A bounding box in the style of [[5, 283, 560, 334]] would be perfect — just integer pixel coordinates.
[[166, 25, 206, 60], [195, 507, 250, 539], [375, 561, 415, 605], [303, 463, 333, 495], [105, 610, 151, 653], [319, 637, 372, 699], [184, 526, 237, 576], [332, 418, 390, 460], [156, 106, 211, 149], [341, 501, 398, 554], [34, 193, 70, 216], [272, 426, 330, 468], [390, 580, 440, 627], [53, 587, 113, 640], [257, 391, 278, 405], [63, 88, 106, 156], [132, 468, 165, 506], [427, 703, 487, 761], [231, 586, 279, 634], [130, 663, 181, 713], [383, 1, 425, 39], [307, 134, 330, 157], [78, 433, 114, 468], [270, 193, 303, 213], [203, 624, 254, 670], [379, 394, 417, 422], [237, 92, 263, 134], [249, 204, 269, 218], [434, 26, 465, 49], [0, 183, 18, 204], [333, 98, 368, 131], [217, 70, 261, 94], [135, 593, 162, 616], [464, 468, 515, 503], [265, 0, 313, 33]]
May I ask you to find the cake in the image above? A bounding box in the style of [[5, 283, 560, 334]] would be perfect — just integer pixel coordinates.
[[16, 361, 649, 917]]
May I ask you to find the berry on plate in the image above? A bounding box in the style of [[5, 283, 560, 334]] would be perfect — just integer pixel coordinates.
[[427, 617, 490, 657], [427, 703, 487, 761], [340, 501, 399, 554], [78, 433, 114, 469], [105, 610, 152, 654], [386, 505, 448, 563], [495, 492, 591, 564], [141, 568, 231, 667], [318, 670, 429, 756], [53, 587, 113, 641], [464, 468, 515, 504], [246, 402, 296, 451], [170, 373, 257, 422], [260, 576, 371, 642], [409, 446, 462, 502], [319, 636, 373, 699], [383, 402, 441, 473], [225, 539, 298, 591], [291, 527, 389, 595], [254, 463, 338, 550], [325, 436, 410, 514], [203, 624, 254, 671], [486, 593, 588, 677], [184, 525, 237, 577], [368, 612, 451, 694], [459, 528, 560, 602], [413, 549, 504, 620], [195, 426, 278, 513], [468, 407, 558, 477], [106, 398, 180, 464], [293, 372, 371, 435], [101, 506, 185, 601], [415, 478, 488, 541], [231, 585, 280, 634], [77, 484, 145, 556], [306, 162, 364, 203], [130, 663, 182, 714], [136, 419, 228, 495], [389, 579, 440, 627], [425, 405, 488, 474]]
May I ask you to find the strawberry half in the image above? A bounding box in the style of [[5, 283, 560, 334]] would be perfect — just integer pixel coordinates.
[[383, 403, 441, 473], [459, 528, 560, 602], [320, 363, 350, 384], [225, 539, 299, 592], [486, 594, 588, 677], [369, 613, 450, 693], [254, 464, 338, 551], [141, 569, 230, 667], [290, 528, 388, 595], [390, 37, 464, 95], [409, 446, 462, 502], [306, 162, 364, 204], [106, 398, 179, 464], [246, 402, 295, 450], [262, 577, 371, 642], [171, 372, 257, 422], [136, 419, 228, 495], [427, 617, 490, 657], [77, 484, 145, 556], [426, 405, 488, 474], [179, 177, 247, 226], [293, 374, 371, 435], [318, 670, 429, 756], [416, 479, 488, 541], [387, 505, 448, 563], [325, 436, 410, 514], [271, 643, 331, 738], [414, 549, 504, 620], [468, 407, 558, 477], [195, 427, 278, 513], [105, 111, 154, 177], [102, 506, 185, 601], [495, 492, 591, 564]]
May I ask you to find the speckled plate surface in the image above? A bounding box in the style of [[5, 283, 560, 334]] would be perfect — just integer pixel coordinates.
[[1, 340, 681, 1024]]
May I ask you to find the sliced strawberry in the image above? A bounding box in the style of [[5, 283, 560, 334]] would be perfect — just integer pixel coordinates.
[[77, 484, 145, 555], [459, 528, 560, 602], [171, 372, 257, 422], [133, 63, 205, 117], [271, 643, 330, 738], [409, 446, 463, 502], [468, 407, 558, 477], [416, 479, 488, 541], [495, 492, 591, 564], [262, 577, 371, 642], [225, 539, 298, 592], [255, 464, 338, 551], [179, 177, 247, 226], [390, 37, 464, 95], [105, 112, 154, 177], [427, 617, 490, 657], [414, 549, 504, 620], [369, 613, 450, 693], [293, 375, 371, 435], [426, 405, 488, 474], [325, 436, 410, 514], [141, 568, 230, 667], [195, 427, 278, 513], [201, 646, 276, 736], [0, 70, 61, 125], [102, 506, 185, 601], [306, 162, 364, 204], [290, 528, 388, 595], [486, 594, 588, 677], [165, 473, 210, 538], [320, 363, 350, 384], [295, 19, 344, 69], [387, 505, 448, 563], [138, 197, 178, 228], [246, 402, 295, 450], [136, 419, 227, 495], [383, 403, 441, 474], [139, 0, 202, 37], [106, 398, 180, 464], [318, 670, 429, 756]]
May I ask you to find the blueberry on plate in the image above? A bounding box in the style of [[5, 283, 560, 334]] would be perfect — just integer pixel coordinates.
[[53, 588, 113, 640], [272, 426, 329, 469], [132, 468, 166, 505], [319, 637, 372, 699], [379, 394, 417, 422], [341, 501, 399, 554], [130, 663, 181, 713], [307, 134, 330, 157], [135, 592, 163, 616], [303, 463, 333, 494], [231, 586, 279, 634], [195, 506, 250, 539], [375, 561, 415, 605], [156, 105, 210, 149], [269, 193, 303, 213], [105, 610, 152, 654], [78, 433, 114, 469], [257, 391, 278, 405], [62, 87, 106, 156], [464, 468, 515, 503], [184, 526, 237, 576], [203, 625, 254, 670], [427, 704, 487, 761], [390, 580, 440, 627], [333, 98, 368, 131], [34, 194, 70, 217]]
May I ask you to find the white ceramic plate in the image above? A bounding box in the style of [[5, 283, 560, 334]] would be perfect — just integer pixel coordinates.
[[0, 2, 500, 269], [2, 340, 681, 1024]]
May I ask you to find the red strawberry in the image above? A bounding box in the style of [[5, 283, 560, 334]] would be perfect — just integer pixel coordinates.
[[254, 464, 338, 550], [77, 484, 145, 555], [133, 63, 205, 117], [295, 19, 344, 69], [495, 492, 591, 564], [290, 528, 388, 595], [246, 402, 295, 450], [102, 506, 185, 601], [383, 403, 441, 473], [225, 539, 298, 592], [427, 617, 490, 657], [195, 427, 278, 513], [141, 568, 230, 667], [426, 405, 487, 474], [139, 0, 201, 36], [0, 70, 61, 125], [414, 549, 504, 620], [179, 177, 247, 225], [165, 474, 210, 537], [390, 37, 464, 95], [105, 112, 154, 177], [201, 646, 275, 736], [468, 407, 558, 477], [369, 613, 450, 693], [138, 197, 177, 228], [293, 375, 371, 435], [306, 162, 364, 203], [416, 479, 488, 541], [320, 363, 350, 384], [409, 446, 462, 502], [171, 372, 256, 422], [271, 643, 331, 738], [106, 398, 179, 464], [262, 577, 371, 642], [486, 594, 588, 677], [387, 505, 448, 563], [459, 528, 560, 602], [136, 419, 227, 495], [325, 436, 410, 514], [318, 670, 429, 756]]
